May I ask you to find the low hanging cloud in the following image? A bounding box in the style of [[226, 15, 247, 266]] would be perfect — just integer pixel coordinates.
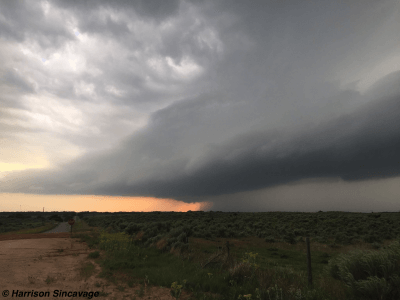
[[3, 73, 400, 201]]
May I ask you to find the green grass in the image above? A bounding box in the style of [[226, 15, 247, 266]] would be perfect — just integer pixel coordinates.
[[70, 219, 93, 233], [0, 222, 59, 235], [72, 221, 101, 248], [75, 231, 351, 299], [45, 275, 56, 284], [88, 251, 100, 259], [80, 261, 96, 280], [73, 221, 400, 300]]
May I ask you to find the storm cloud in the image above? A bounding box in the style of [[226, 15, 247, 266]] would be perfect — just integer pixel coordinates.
[[1, 0, 400, 212]]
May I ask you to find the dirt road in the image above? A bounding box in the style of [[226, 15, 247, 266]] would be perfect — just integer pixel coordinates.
[[42, 222, 72, 234], [42, 216, 78, 234], [0, 235, 194, 299]]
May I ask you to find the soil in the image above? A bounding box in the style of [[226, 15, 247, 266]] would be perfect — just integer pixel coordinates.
[[0, 234, 199, 300]]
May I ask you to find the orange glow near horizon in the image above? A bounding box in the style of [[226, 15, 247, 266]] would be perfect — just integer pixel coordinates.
[[0, 162, 50, 172], [0, 193, 213, 212]]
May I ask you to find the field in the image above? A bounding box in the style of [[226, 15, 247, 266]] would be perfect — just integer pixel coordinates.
[[72, 211, 400, 300], [0, 211, 75, 234], [1, 210, 399, 299]]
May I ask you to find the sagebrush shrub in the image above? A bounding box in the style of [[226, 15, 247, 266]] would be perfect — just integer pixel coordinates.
[[265, 236, 275, 243], [325, 241, 400, 300]]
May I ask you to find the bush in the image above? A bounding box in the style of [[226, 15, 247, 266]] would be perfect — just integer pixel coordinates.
[[177, 232, 188, 244], [363, 234, 383, 244], [88, 251, 100, 259], [119, 222, 128, 230], [255, 230, 262, 238], [10, 213, 30, 219], [99, 231, 130, 251], [125, 223, 140, 235], [314, 236, 328, 244], [335, 232, 355, 245], [63, 215, 75, 222], [372, 242, 382, 249], [168, 237, 178, 246], [171, 241, 185, 251], [168, 227, 185, 238], [48, 215, 63, 222], [204, 231, 212, 238], [217, 226, 227, 237], [325, 240, 400, 300], [283, 232, 296, 244], [295, 236, 304, 243], [238, 231, 247, 238], [293, 228, 305, 236], [265, 236, 275, 243]]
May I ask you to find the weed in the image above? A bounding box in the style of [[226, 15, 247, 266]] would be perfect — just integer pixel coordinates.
[[72, 212, 400, 300], [117, 285, 125, 292], [88, 251, 100, 258], [80, 262, 95, 280], [28, 276, 35, 284], [135, 285, 145, 297], [325, 241, 400, 299], [44, 275, 55, 284], [170, 280, 187, 299]]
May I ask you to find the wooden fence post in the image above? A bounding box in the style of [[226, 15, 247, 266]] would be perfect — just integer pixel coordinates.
[[306, 237, 313, 288]]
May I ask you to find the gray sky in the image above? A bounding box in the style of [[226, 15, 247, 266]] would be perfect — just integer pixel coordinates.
[[1, 0, 400, 212]]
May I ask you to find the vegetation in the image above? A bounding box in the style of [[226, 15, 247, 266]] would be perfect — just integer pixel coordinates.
[[0, 211, 76, 234], [70, 211, 400, 299], [80, 261, 96, 280], [88, 251, 100, 259], [0, 221, 59, 235], [2, 210, 399, 298], [326, 241, 400, 299]]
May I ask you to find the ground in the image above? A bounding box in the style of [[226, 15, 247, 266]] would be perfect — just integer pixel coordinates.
[[0, 234, 195, 300]]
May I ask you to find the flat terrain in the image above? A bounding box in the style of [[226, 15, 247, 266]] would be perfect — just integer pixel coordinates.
[[0, 235, 193, 300], [43, 221, 72, 234]]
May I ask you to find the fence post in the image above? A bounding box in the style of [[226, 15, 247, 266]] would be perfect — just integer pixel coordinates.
[[306, 237, 313, 288], [225, 241, 230, 257]]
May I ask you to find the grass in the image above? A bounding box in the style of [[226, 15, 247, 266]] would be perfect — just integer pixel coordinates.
[[117, 285, 125, 291], [0, 222, 59, 235], [71, 221, 102, 248], [80, 261, 96, 280], [97, 291, 110, 297], [73, 222, 400, 300], [45, 275, 56, 284], [71, 219, 94, 233], [135, 285, 145, 298], [88, 251, 100, 259]]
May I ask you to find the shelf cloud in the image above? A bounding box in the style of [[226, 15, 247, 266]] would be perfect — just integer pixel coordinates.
[[1, 0, 400, 212]]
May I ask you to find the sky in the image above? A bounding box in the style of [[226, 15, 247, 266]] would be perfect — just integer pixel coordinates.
[[1, 0, 400, 213]]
